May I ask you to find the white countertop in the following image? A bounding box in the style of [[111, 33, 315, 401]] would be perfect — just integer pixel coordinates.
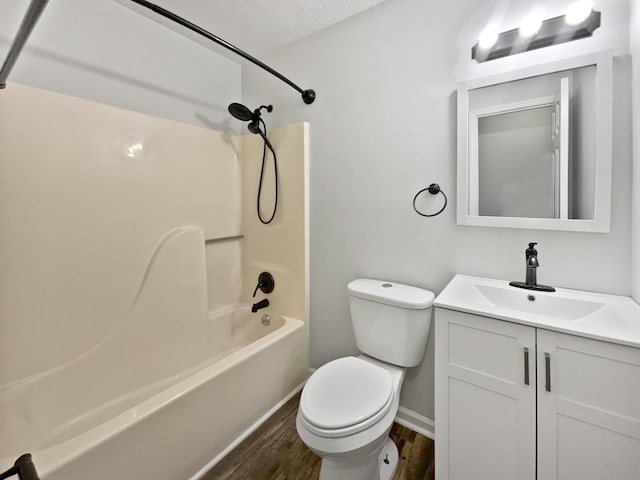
[[434, 274, 640, 349]]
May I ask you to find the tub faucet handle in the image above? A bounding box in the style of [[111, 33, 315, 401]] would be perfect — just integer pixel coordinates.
[[252, 272, 275, 298]]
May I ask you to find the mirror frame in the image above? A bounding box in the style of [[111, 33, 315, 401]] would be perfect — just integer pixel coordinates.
[[456, 52, 613, 232]]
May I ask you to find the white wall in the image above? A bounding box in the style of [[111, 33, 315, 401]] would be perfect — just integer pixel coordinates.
[[0, 0, 240, 129], [631, 0, 640, 302], [243, 0, 634, 419]]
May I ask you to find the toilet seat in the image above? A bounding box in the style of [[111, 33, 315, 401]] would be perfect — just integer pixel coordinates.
[[300, 357, 394, 438]]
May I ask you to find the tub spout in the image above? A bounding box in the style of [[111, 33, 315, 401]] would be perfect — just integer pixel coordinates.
[[0, 454, 40, 480], [251, 299, 269, 313]]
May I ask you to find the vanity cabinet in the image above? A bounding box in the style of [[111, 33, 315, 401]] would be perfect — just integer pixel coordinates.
[[435, 308, 640, 480]]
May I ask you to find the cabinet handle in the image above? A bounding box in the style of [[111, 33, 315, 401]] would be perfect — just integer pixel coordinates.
[[523, 347, 530, 386], [545, 352, 551, 392]]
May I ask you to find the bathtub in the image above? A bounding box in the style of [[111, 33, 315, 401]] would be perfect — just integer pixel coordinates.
[[0, 306, 306, 479], [0, 228, 308, 479]]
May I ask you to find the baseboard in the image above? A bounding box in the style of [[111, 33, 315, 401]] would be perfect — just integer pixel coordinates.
[[395, 406, 435, 440], [191, 381, 305, 479]]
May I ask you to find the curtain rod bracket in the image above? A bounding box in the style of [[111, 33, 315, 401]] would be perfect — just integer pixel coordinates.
[[302, 89, 316, 105]]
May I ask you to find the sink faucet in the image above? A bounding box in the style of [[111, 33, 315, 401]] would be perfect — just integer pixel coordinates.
[[509, 242, 556, 292], [252, 298, 269, 313], [525, 242, 539, 286]]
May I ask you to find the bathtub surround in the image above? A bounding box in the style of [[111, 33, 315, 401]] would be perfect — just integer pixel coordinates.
[[0, 83, 240, 386], [241, 122, 310, 323], [0, 83, 309, 478], [243, 0, 633, 423]]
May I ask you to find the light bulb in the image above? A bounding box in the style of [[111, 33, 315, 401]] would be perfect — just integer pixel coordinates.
[[520, 13, 543, 37], [126, 142, 144, 158], [565, 1, 593, 25], [478, 27, 499, 49]]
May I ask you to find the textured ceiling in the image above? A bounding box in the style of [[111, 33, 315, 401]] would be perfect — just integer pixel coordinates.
[[121, 0, 387, 55]]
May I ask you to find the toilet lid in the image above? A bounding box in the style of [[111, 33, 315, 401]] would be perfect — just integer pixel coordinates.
[[300, 357, 393, 430]]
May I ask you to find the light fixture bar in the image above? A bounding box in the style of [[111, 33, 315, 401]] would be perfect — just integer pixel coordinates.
[[472, 10, 601, 63]]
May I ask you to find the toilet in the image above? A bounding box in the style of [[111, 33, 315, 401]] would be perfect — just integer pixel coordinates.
[[296, 279, 434, 480]]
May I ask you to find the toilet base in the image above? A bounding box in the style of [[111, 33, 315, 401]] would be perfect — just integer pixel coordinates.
[[318, 437, 399, 480], [379, 438, 399, 480]]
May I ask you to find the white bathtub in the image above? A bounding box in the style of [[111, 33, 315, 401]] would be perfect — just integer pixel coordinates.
[[0, 305, 306, 479]]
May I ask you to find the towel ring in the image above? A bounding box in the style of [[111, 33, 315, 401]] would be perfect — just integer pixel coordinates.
[[413, 183, 447, 217]]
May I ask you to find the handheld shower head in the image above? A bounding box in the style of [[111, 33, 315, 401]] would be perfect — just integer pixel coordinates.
[[248, 120, 262, 135], [227, 101, 278, 225]]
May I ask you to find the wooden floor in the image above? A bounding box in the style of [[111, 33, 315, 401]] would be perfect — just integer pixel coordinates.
[[202, 393, 435, 480]]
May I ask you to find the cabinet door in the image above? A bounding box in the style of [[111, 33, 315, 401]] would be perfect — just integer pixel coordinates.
[[435, 309, 536, 480], [537, 330, 640, 480]]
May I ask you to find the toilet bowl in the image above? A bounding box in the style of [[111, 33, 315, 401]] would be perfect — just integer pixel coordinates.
[[296, 356, 404, 480], [296, 279, 434, 480]]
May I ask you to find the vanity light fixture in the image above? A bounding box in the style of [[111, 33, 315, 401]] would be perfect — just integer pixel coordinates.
[[472, 7, 601, 63], [565, 0, 594, 25], [478, 26, 500, 49], [519, 12, 543, 37]]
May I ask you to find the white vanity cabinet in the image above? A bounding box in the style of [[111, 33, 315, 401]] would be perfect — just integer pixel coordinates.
[[435, 308, 640, 480], [536, 329, 640, 480]]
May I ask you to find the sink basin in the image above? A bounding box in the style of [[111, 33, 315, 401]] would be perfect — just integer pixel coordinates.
[[434, 274, 640, 348], [476, 284, 604, 321]]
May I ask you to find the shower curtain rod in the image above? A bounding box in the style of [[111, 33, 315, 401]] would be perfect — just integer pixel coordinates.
[[0, 0, 316, 105], [128, 0, 316, 104], [0, 0, 50, 89]]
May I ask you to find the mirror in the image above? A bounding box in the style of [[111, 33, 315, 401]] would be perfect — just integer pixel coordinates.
[[457, 52, 612, 232]]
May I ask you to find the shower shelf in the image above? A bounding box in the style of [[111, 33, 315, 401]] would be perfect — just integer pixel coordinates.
[[205, 234, 244, 244]]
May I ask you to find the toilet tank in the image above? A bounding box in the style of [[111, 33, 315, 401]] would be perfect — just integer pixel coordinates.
[[348, 279, 435, 367]]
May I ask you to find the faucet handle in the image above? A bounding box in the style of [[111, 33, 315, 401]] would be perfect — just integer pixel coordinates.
[[252, 272, 275, 298], [252, 282, 264, 298], [526, 242, 538, 259]]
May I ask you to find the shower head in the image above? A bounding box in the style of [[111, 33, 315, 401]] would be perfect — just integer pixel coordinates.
[[228, 102, 273, 135], [228, 102, 254, 122]]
